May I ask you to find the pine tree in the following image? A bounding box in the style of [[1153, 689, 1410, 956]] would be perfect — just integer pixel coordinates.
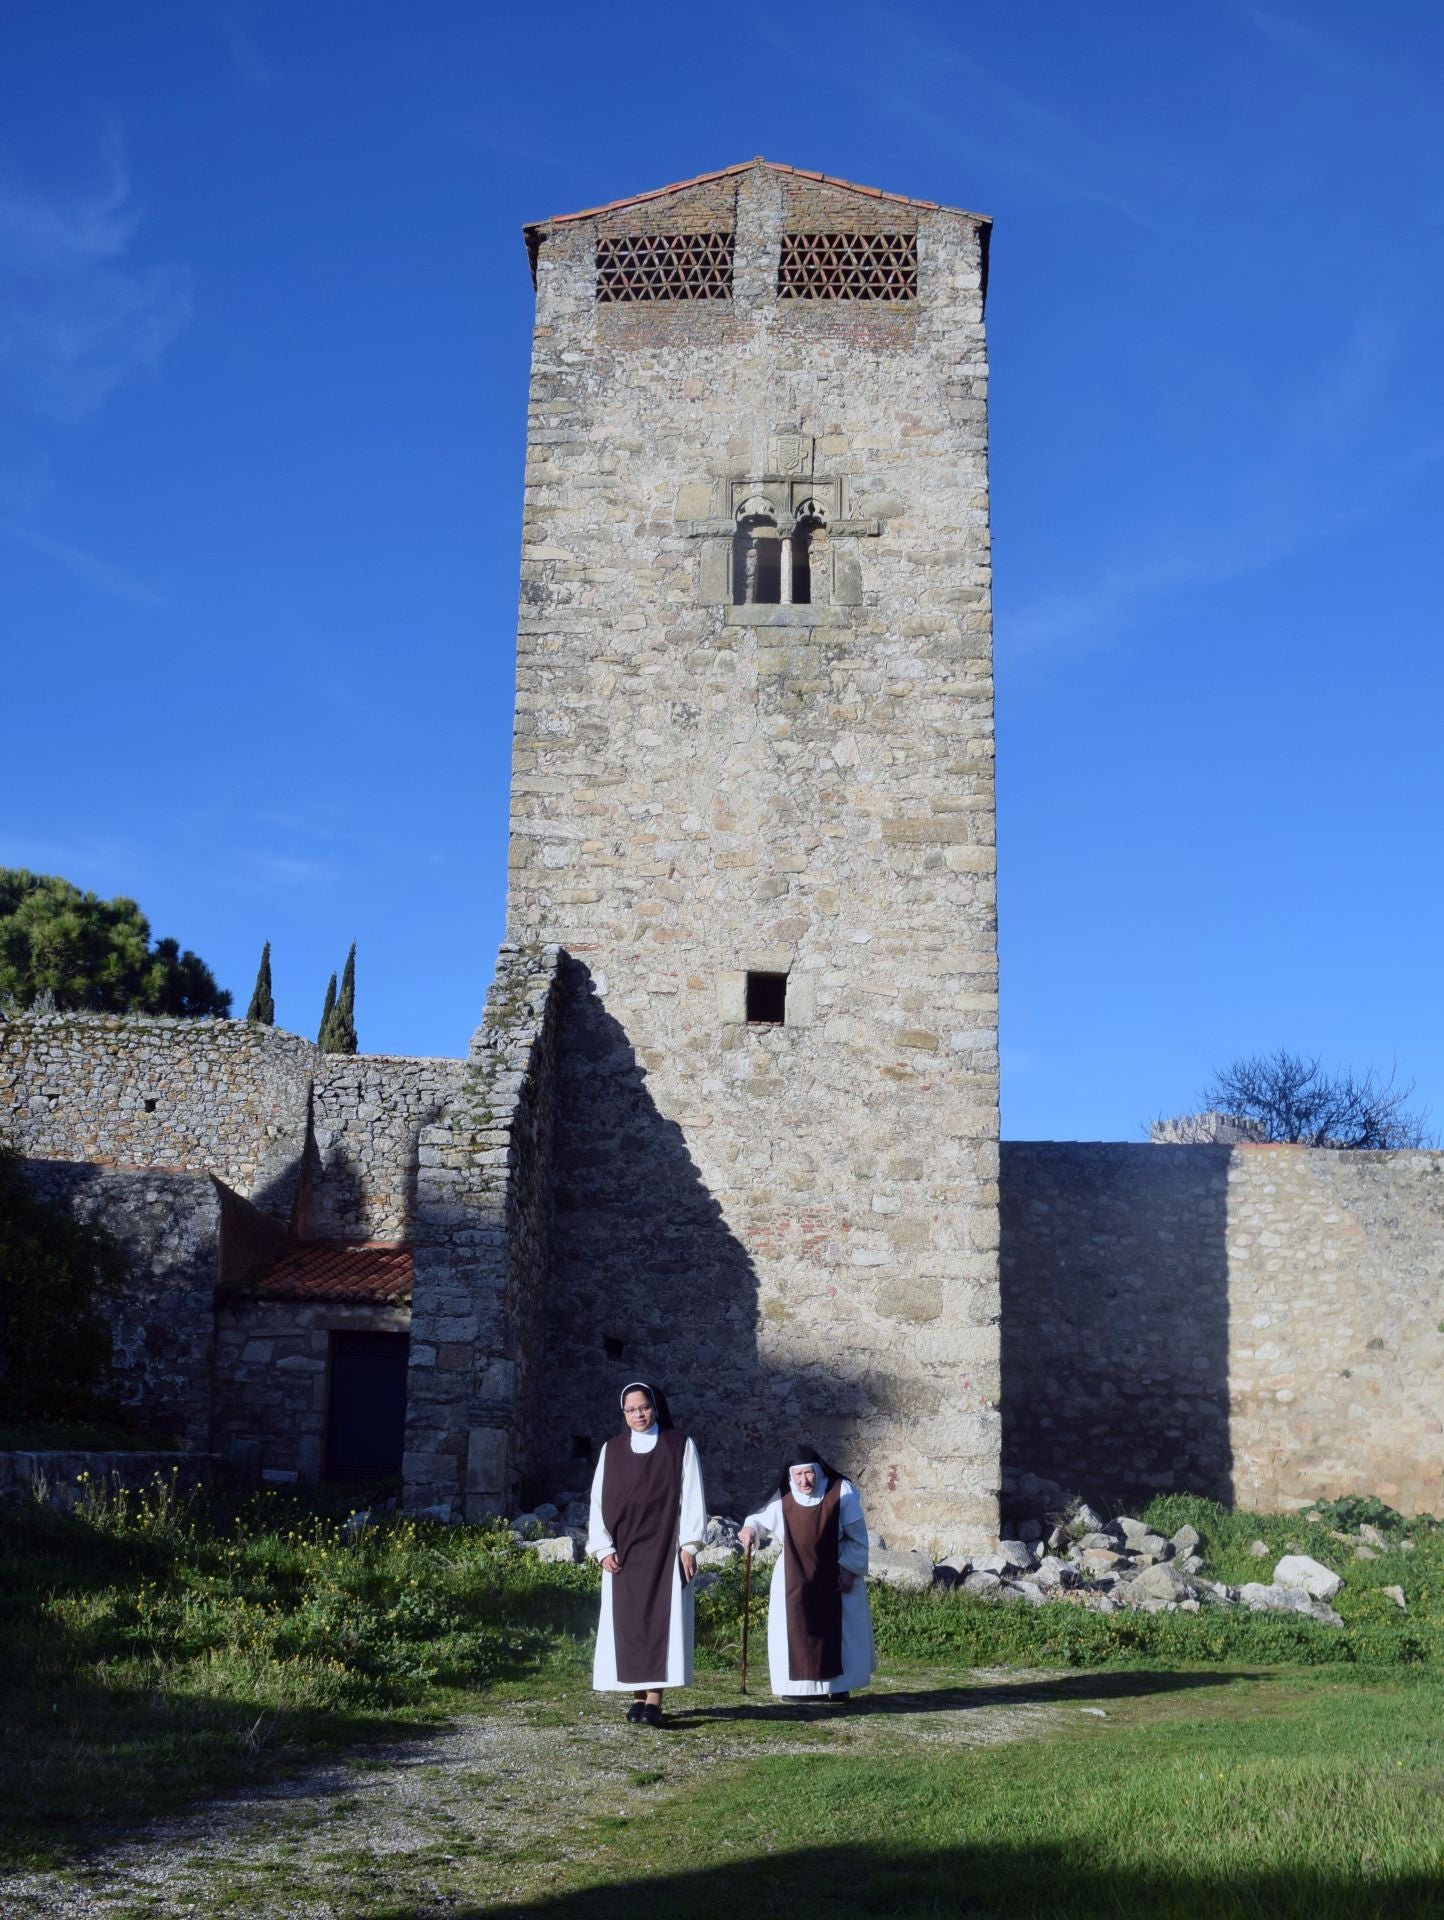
[[246, 942, 275, 1025], [317, 971, 337, 1045], [0, 868, 230, 1016]]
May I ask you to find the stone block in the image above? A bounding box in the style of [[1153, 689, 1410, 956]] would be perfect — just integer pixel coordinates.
[[1120, 1562, 1197, 1605], [466, 1425, 511, 1497], [716, 971, 747, 1023], [522, 1534, 580, 1564], [868, 1547, 934, 1591], [876, 1273, 942, 1324], [1272, 1555, 1342, 1601]]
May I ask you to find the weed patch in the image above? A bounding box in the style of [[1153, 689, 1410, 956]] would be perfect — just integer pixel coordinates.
[[0, 1479, 593, 1867]]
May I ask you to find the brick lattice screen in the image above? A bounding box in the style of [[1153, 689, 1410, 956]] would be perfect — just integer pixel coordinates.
[[778, 232, 918, 301], [595, 232, 734, 302]]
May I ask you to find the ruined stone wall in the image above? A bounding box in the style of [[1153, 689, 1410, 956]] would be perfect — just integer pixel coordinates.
[[512, 164, 999, 1553], [212, 1298, 410, 1480], [1001, 1143, 1444, 1519], [1, 1012, 464, 1239], [3, 1013, 314, 1209], [19, 1162, 220, 1448], [309, 1055, 466, 1241], [404, 944, 562, 1520]]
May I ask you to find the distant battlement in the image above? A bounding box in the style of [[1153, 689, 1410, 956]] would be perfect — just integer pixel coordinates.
[[1150, 1111, 1268, 1145]]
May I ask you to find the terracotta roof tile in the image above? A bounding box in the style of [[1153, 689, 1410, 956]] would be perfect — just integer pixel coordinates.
[[523, 159, 989, 250], [246, 1243, 413, 1306]]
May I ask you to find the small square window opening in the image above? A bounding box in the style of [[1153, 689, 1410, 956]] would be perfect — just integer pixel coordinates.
[[144, 1098, 158, 1113], [745, 971, 788, 1025]]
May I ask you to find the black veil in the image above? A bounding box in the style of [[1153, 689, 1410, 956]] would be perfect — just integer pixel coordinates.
[[618, 1380, 674, 1432], [771, 1441, 843, 1501]]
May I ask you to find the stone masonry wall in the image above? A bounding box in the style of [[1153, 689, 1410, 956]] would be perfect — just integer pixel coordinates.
[[511, 164, 999, 1554], [1, 1012, 465, 1240], [3, 1013, 314, 1209], [1001, 1142, 1444, 1519], [403, 944, 562, 1520], [19, 1162, 220, 1447], [212, 1298, 411, 1481], [308, 1054, 467, 1241]]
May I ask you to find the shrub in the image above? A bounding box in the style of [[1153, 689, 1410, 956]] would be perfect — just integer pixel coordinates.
[[0, 1143, 128, 1420]]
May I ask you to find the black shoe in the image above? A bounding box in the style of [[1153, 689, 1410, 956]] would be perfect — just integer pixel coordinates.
[[625, 1703, 644, 1722], [641, 1704, 664, 1728], [830, 1691, 851, 1703]]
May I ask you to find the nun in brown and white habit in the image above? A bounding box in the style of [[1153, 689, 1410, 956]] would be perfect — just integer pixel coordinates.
[[738, 1445, 876, 1700], [587, 1382, 706, 1725]]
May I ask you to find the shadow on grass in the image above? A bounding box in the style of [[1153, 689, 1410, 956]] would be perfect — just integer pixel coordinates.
[[669, 1666, 1247, 1727], [0, 1489, 181, 1599], [0, 1668, 460, 1873], [433, 1846, 1444, 1920], [0, 1494, 593, 1871]]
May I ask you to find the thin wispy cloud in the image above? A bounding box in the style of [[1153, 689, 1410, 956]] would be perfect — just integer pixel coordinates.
[[461, 119, 567, 173], [245, 853, 340, 887], [811, 5, 1183, 234], [208, 0, 281, 91], [1007, 305, 1443, 658], [1234, 2, 1426, 103], [0, 831, 147, 884], [0, 132, 191, 424], [257, 810, 351, 843], [2, 520, 168, 611]]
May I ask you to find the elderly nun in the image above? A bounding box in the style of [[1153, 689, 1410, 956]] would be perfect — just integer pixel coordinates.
[[737, 1445, 875, 1702], [586, 1381, 706, 1727]]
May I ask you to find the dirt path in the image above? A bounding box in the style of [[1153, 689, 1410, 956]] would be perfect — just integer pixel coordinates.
[[0, 1668, 1077, 1918]]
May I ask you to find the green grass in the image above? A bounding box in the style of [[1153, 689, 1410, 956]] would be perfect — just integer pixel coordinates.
[[4, 1480, 1443, 1896], [504, 1668, 1444, 1917], [0, 1475, 597, 1868]]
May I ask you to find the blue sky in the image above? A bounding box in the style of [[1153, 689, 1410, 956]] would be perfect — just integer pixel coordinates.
[[2, 2, 1440, 1142]]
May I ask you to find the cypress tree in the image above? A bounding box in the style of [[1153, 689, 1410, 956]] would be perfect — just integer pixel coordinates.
[[246, 942, 275, 1025], [327, 942, 358, 1055], [317, 971, 337, 1045]]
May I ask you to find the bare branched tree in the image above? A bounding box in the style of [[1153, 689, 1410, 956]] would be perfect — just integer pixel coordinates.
[[1193, 1049, 1433, 1149]]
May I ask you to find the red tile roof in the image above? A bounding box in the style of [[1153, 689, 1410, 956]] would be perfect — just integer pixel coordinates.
[[248, 1243, 413, 1305], [523, 160, 990, 273]]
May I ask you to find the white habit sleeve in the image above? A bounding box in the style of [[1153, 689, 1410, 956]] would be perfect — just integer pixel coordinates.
[[837, 1481, 869, 1574], [741, 1494, 785, 1540], [679, 1437, 706, 1552], [586, 1450, 614, 1563]]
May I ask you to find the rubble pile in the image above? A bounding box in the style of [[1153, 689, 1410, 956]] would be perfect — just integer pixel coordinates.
[[505, 1480, 1367, 1626]]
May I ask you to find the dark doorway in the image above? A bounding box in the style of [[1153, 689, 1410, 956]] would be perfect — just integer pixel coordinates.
[[326, 1330, 410, 1479]]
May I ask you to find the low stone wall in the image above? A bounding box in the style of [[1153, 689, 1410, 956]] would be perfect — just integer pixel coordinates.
[[1001, 1142, 1444, 1518], [20, 1162, 220, 1448], [403, 943, 563, 1519], [0, 1449, 245, 1510]]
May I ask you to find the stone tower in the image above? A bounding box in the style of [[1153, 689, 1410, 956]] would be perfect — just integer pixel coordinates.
[[508, 161, 999, 1553]]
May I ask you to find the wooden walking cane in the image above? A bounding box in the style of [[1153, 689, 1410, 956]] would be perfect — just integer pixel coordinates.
[[740, 1539, 754, 1694]]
